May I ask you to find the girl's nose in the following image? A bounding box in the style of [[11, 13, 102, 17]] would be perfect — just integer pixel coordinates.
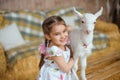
[[61, 33, 65, 38]]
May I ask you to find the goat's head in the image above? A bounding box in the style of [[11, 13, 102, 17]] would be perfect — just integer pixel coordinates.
[[73, 7, 103, 34]]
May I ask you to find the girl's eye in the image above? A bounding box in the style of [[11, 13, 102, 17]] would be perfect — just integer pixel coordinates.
[[54, 33, 59, 36], [81, 21, 84, 23], [63, 29, 67, 33]]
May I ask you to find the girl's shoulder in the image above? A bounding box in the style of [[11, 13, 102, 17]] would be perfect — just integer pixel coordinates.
[[47, 45, 70, 52], [47, 46, 63, 56], [47, 45, 70, 57], [47, 46, 61, 51]]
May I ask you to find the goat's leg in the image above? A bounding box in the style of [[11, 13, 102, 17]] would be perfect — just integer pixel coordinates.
[[73, 57, 79, 72], [80, 56, 87, 80]]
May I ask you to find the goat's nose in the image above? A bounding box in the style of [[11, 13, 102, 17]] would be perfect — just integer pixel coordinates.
[[86, 30, 91, 34]]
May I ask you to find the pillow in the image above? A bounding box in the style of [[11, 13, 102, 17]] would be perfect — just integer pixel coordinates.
[[0, 23, 25, 51]]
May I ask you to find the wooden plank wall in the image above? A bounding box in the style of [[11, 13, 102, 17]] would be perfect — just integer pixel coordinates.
[[0, 0, 115, 22]]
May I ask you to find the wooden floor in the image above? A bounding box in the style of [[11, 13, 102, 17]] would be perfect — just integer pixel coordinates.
[[77, 51, 120, 80]]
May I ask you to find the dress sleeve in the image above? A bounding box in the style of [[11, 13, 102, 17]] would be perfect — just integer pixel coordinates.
[[38, 43, 47, 59], [48, 46, 63, 57], [38, 43, 46, 54]]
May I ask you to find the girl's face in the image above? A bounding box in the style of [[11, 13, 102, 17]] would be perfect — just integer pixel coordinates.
[[46, 24, 68, 48]]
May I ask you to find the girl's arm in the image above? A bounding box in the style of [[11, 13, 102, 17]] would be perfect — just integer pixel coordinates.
[[51, 56, 74, 73]]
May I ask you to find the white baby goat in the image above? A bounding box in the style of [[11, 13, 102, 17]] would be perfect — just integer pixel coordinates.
[[69, 7, 103, 80]]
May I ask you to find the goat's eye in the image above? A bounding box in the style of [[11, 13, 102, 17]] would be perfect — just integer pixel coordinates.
[[94, 22, 96, 24], [81, 21, 84, 23]]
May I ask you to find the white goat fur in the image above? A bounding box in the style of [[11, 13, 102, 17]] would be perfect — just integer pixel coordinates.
[[69, 7, 103, 80]]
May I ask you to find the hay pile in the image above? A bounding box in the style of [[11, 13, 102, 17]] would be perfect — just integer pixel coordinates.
[[0, 43, 6, 78], [95, 20, 120, 40], [95, 20, 120, 53], [0, 48, 40, 80], [0, 20, 120, 80], [4, 54, 40, 80]]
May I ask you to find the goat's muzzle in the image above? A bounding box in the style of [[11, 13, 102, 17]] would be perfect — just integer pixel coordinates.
[[86, 30, 91, 34]]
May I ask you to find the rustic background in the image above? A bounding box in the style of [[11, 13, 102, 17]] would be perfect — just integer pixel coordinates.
[[0, 0, 120, 80], [0, 0, 119, 28]]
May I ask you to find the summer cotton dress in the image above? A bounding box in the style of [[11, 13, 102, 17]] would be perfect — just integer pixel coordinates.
[[37, 45, 79, 80]]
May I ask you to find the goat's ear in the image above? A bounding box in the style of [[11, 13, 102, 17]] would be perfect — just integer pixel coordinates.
[[73, 7, 83, 18], [94, 7, 103, 18]]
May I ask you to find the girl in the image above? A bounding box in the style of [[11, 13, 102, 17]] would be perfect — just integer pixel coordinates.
[[37, 16, 78, 80]]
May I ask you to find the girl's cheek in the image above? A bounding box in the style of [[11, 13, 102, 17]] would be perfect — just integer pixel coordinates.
[[65, 32, 68, 36]]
